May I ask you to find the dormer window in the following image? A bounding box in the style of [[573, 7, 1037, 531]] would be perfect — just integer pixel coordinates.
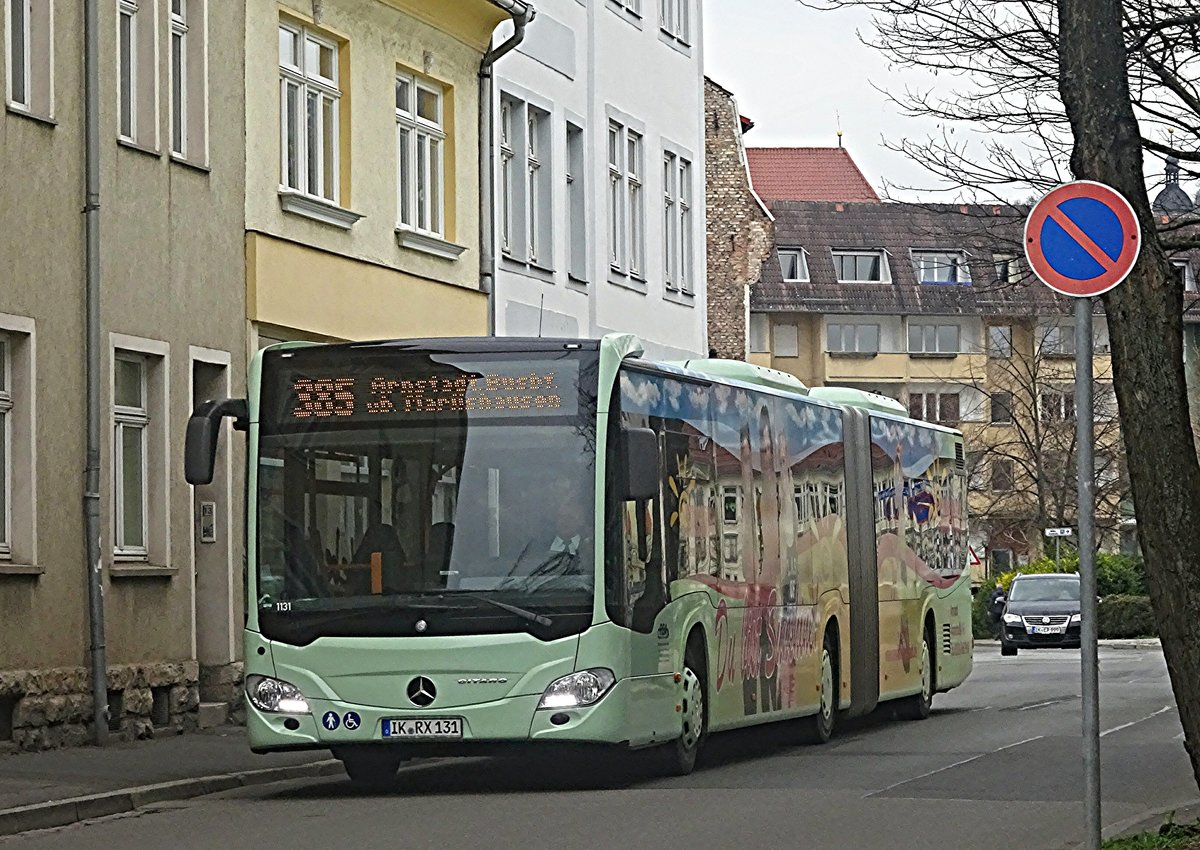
[[833, 250, 888, 283], [778, 248, 809, 282], [913, 251, 971, 284], [1172, 260, 1196, 293]]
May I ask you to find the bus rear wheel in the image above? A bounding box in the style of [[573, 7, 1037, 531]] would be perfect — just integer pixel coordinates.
[[896, 625, 935, 721], [340, 749, 403, 793], [798, 631, 838, 744], [664, 643, 708, 776]]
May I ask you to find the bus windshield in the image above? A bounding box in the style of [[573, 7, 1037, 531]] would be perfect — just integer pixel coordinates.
[[254, 346, 599, 643]]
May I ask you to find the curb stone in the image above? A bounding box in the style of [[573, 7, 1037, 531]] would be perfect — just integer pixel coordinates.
[[0, 759, 342, 837]]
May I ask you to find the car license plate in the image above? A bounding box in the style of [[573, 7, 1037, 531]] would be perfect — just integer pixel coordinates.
[[381, 718, 463, 739], [1030, 625, 1066, 635]]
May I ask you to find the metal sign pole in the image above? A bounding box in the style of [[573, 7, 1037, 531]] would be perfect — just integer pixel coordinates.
[[1076, 297, 1101, 850]]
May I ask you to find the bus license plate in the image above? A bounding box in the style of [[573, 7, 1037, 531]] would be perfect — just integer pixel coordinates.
[[1030, 625, 1066, 635], [381, 718, 463, 739]]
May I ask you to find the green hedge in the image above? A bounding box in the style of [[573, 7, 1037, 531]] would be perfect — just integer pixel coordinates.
[[970, 553, 1151, 639], [1097, 595, 1157, 639]]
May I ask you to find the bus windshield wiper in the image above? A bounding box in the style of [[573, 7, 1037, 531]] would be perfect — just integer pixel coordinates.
[[440, 593, 552, 627]]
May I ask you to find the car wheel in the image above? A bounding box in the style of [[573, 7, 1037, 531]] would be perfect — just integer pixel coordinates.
[[896, 625, 934, 721], [798, 630, 838, 744], [341, 750, 403, 792]]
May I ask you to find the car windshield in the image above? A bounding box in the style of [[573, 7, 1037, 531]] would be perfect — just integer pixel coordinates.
[[1007, 577, 1080, 603], [254, 346, 599, 642]]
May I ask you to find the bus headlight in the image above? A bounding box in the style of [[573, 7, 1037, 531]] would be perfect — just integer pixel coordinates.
[[1003, 613, 1022, 625], [537, 669, 616, 710], [246, 675, 310, 714]]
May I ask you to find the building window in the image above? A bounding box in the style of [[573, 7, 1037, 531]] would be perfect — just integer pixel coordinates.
[[1039, 322, 1075, 357], [1040, 389, 1075, 423], [994, 254, 1020, 284], [990, 391, 1013, 424], [1172, 260, 1196, 293], [6, 0, 52, 118], [610, 0, 642, 18], [966, 450, 986, 491], [499, 96, 551, 266], [118, 0, 157, 146], [279, 22, 340, 203], [168, 0, 206, 163], [991, 459, 1015, 493], [988, 325, 1012, 359], [908, 391, 960, 424], [566, 121, 587, 282], [659, 0, 689, 43], [779, 249, 809, 282], [990, 547, 1013, 575], [913, 251, 971, 284], [0, 336, 9, 556], [1097, 383, 1118, 420], [609, 118, 644, 278], [1095, 452, 1120, 489], [833, 250, 888, 283], [663, 148, 693, 293], [827, 322, 880, 354], [113, 354, 149, 556], [908, 322, 960, 354], [396, 72, 445, 237], [749, 315, 769, 354], [774, 324, 799, 358]]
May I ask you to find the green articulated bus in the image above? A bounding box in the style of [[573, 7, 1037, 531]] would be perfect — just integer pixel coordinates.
[[185, 333, 974, 790]]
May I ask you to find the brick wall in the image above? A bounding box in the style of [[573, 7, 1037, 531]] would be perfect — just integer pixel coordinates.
[[704, 79, 774, 360]]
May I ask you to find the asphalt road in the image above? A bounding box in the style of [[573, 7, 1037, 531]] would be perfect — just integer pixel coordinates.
[[5, 647, 1194, 850]]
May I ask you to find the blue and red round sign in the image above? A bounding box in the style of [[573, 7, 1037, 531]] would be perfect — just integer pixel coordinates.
[[1024, 181, 1141, 298]]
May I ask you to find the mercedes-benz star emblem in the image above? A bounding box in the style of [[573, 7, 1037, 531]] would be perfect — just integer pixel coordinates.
[[407, 676, 436, 707], [415, 619, 428, 633]]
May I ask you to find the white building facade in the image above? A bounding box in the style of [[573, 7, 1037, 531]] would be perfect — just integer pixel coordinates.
[[493, 0, 708, 359]]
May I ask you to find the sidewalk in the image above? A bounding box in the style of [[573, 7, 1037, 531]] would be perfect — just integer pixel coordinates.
[[0, 726, 338, 836], [975, 638, 1162, 650]]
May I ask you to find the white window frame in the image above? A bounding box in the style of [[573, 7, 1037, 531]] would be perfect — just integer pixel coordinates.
[[500, 99, 514, 256], [113, 353, 149, 558], [110, 335, 169, 567], [0, 315, 36, 570], [663, 147, 693, 293], [7, 0, 52, 118], [396, 71, 445, 238], [169, 0, 206, 163], [913, 250, 971, 284], [991, 459, 1015, 493], [907, 321, 961, 355], [832, 250, 889, 283], [498, 93, 551, 268], [659, 0, 689, 44], [5, 0, 31, 111], [1039, 387, 1076, 423], [779, 248, 809, 282], [827, 322, 880, 354], [118, 0, 138, 142], [994, 254, 1020, 284], [527, 107, 544, 264], [908, 390, 961, 424], [279, 22, 340, 204], [1172, 259, 1196, 293], [0, 336, 10, 557], [608, 116, 645, 281], [1039, 322, 1075, 357]]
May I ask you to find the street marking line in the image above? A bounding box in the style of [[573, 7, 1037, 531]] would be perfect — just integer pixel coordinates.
[[1018, 698, 1074, 712], [863, 736, 1045, 798], [1100, 705, 1174, 738]]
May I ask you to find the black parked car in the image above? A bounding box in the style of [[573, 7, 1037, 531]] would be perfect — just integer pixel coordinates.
[[1000, 573, 1082, 656]]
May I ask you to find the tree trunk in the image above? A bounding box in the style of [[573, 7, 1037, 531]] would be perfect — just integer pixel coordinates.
[[1059, 0, 1200, 793]]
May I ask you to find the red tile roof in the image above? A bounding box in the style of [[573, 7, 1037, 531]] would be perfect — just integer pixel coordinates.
[[746, 147, 880, 204]]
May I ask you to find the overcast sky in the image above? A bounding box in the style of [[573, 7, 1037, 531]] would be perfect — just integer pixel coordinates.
[[703, 0, 956, 201]]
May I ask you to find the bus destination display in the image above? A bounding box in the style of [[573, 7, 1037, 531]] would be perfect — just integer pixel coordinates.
[[287, 368, 573, 421]]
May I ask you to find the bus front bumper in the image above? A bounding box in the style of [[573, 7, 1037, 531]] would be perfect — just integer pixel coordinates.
[[247, 678, 648, 754]]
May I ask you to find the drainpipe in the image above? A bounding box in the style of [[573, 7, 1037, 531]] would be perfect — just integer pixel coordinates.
[[480, 0, 535, 336], [83, 0, 108, 744]]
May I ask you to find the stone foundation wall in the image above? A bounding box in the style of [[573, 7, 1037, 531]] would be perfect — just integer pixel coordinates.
[[0, 662, 199, 751], [200, 662, 246, 725]]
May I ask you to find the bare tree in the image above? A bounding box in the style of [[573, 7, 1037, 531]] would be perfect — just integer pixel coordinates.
[[798, 0, 1200, 790], [960, 325, 1127, 558]]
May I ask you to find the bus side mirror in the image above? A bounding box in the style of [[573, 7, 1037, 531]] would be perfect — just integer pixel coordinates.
[[186, 398, 248, 485], [622, 426, 659, 501]]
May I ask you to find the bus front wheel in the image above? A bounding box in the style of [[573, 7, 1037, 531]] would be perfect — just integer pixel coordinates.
[[340, 749, 403, 793], [896, 625, 935, 721], [664, 643, 708, 776]]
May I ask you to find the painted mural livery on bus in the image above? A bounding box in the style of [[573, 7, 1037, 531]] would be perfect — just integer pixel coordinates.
[[184, 334, 974, 789]]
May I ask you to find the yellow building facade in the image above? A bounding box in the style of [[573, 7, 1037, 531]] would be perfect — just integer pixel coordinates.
[[245, 0, 510, 347]]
